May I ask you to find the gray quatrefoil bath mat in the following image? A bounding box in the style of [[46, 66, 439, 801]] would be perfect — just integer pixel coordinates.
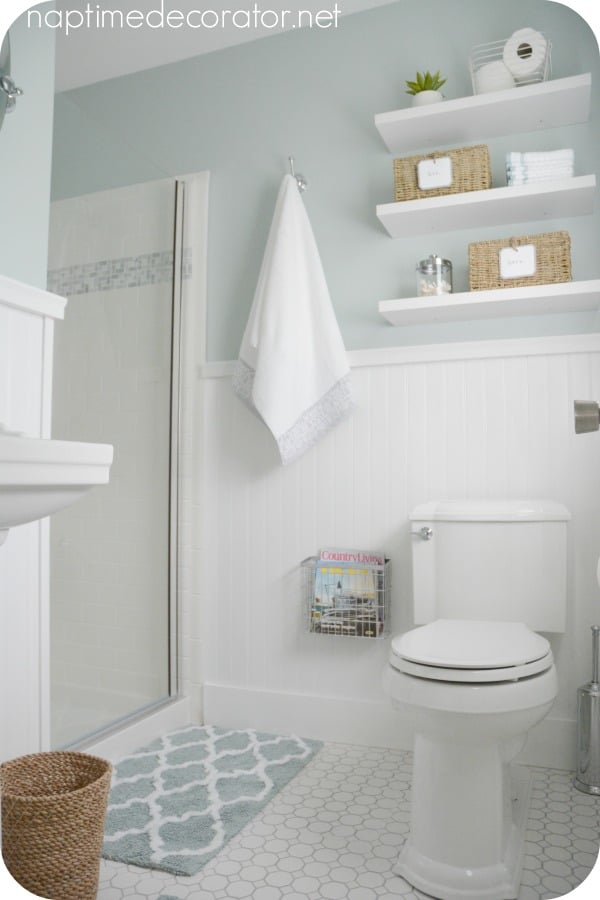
[[102, 724, 323, 875]]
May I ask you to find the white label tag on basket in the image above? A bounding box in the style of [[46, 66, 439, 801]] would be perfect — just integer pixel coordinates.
[[499, 244, 537, 279], [417, 157, 453, 190]]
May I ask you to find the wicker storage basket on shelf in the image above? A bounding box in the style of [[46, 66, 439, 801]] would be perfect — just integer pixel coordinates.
[[393, 144, 491, 202], [468, 231, 572, 291], [0, 751, 112, 900]]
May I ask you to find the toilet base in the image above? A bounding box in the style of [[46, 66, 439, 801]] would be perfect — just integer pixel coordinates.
[[394, 765, 532, 900]]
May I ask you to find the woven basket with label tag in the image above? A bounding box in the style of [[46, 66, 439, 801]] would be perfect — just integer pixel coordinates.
[[393, 144, 491, 202], [468, 231, 572, 291]]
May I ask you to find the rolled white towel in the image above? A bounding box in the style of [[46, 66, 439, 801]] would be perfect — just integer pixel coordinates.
[[506, 150, 575, 186], [507, 160, 574, 167], [509, 178, 574, 186], [506, 149, 575, 166], [509, 179, 569, 187], [507, 172, 574, 180], [507, 164, 574, 175], [507, 171, 574, 185]]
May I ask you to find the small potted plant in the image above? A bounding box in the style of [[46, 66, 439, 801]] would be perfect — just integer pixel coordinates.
[[405, 70, 447, 107]]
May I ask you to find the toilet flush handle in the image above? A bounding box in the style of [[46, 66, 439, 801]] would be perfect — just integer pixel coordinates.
[[412, 526, 433, 541]]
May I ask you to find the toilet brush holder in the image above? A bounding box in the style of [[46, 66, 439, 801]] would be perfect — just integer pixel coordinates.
[[574, 625, 600, 794]]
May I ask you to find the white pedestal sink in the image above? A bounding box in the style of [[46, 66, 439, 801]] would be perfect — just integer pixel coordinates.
[[0, 426, 113, 544]]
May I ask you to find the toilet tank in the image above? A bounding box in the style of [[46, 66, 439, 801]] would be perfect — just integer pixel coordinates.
[[410, 500, 570, 633]]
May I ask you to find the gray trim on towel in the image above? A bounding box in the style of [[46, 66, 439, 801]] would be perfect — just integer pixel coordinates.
[[232, 360, 355, 465]]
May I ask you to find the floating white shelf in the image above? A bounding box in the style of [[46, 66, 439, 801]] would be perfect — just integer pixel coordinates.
[[375, 74, 592, 154], [379, 279, 600, 326], [376, 175, 596, 239]]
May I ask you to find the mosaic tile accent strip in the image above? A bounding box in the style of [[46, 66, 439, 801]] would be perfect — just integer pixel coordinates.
[[47, 248, 192, 296], [98, 741, 600, 900]]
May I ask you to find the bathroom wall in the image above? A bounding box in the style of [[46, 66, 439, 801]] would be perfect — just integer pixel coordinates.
[[49, 0, 600, 357], [46, 1, 600, 769], [197, 336, 600, 770], [0, 5, 55, 288]]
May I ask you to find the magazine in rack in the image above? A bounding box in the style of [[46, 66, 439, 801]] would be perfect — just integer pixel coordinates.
[[310, 548, 386, 638]]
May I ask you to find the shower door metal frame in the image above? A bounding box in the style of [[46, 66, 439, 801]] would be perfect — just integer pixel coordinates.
[[169, 179, 186, 699]]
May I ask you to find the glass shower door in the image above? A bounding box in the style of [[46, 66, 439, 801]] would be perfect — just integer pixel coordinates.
[[47, 178, 178, 748]]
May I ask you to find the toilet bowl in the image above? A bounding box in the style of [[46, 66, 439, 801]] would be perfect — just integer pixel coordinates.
[[384, 619, 558, 900], [383, 501, 569, 900]]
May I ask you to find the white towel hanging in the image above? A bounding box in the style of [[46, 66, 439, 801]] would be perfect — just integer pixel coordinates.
[[232, 174, 355, 465]]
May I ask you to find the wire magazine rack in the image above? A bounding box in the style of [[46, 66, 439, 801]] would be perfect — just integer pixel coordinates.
[[302, 556, 391, 639]]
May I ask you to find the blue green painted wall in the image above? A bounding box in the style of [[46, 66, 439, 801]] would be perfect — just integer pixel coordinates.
[[0, 6, 55, 289], [50, 0, 600, 358]]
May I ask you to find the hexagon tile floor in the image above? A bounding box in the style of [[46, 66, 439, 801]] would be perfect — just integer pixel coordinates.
[[97, 742, 600, 900]]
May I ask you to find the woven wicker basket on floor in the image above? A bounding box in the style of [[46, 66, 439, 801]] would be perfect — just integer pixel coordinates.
[[468, 231, 572, 291], [393, 144, 491, 202], [0, 751, 112, 900]]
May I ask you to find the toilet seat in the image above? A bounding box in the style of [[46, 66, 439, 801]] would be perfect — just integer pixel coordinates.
[[390, 619, 553, 683]]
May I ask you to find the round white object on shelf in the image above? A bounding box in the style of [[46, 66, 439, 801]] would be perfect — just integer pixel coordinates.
[[475, 60, 516, 94], [503, 27, 548, 83]]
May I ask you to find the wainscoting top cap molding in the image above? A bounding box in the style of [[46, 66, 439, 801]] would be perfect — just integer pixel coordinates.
[[200, 333, 600, 379], [0, 273, 67, 320]]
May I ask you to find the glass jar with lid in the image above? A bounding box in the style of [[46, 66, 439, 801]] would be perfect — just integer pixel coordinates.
[[416, 255, 453, 296]]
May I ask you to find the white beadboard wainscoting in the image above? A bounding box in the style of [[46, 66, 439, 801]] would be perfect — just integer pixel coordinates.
[[195, 334, 600, 771], [0, 277, 66, 762]]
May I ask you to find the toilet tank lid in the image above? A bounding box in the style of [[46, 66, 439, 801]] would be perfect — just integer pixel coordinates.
[[409, 500, 570, 523]]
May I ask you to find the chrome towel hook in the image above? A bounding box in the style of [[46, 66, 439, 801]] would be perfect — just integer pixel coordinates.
[[288, 156, 307, 193]]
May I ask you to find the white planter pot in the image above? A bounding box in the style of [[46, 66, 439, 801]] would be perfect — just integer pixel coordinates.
[[411, 90, 443, 107]]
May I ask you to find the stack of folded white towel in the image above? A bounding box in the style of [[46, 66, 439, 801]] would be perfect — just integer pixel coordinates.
[[506, 149, 574, 186]]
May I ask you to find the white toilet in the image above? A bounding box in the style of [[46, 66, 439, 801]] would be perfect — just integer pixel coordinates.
[[383, 500, 570, 900]]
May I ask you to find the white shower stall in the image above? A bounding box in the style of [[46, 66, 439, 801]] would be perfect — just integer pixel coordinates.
[[47, 174, 207, 749]]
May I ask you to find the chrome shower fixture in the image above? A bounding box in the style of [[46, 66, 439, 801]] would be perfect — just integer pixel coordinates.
[[574, 400, 600, 434], [0, 34, 23, 132], [0, 74, 23, 112]]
